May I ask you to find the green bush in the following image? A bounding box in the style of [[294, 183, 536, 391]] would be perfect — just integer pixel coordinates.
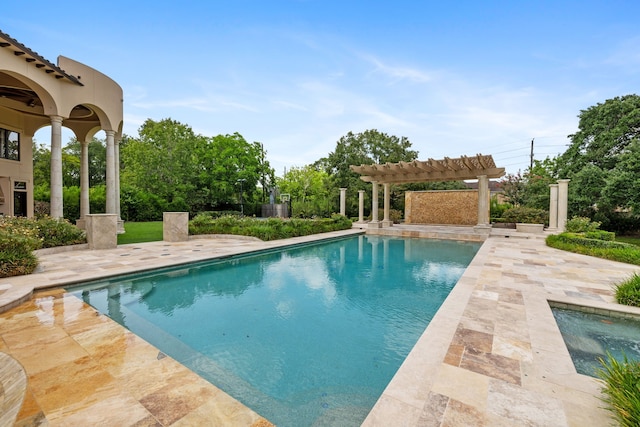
[[584, 230, 615, 241], [189, 214, 353, 240], [502, 207, 548, 225], [34, 216, 86, 248], [490, 197, 511, 220], [0, 230, 39, 277], [615, 273, 640, 307], [597, 352, 640, 427], [566, 216, 602, 233]]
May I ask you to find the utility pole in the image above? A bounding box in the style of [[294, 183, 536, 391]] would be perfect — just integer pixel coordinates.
[[530, 138, 534, 170]]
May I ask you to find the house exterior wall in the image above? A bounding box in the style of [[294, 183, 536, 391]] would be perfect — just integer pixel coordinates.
[[405, 190, 479, 225], [0, 106, 33, 217]]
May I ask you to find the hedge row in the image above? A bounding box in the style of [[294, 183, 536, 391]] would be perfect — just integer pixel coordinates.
[[189, 214, 353, 241]]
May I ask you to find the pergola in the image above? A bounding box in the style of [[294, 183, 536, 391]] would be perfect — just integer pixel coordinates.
[[348, 154, 505, 230]]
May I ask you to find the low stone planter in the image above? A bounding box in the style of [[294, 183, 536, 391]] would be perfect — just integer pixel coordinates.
[[516, 223, 545, 233]]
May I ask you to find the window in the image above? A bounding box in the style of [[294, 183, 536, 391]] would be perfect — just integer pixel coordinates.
[[0, 128, 20, 161]]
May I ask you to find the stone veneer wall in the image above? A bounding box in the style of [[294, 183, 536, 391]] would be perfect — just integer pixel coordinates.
[[405, 190, 478, 225]]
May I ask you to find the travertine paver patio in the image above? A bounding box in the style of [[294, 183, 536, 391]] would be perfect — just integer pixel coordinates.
[[1, 227, 640, 426]]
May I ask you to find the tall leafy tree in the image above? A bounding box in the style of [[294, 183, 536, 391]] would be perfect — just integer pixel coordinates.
[[558, 94, 640, 177], [317, 129, 418, 215], [62, 137, 107, 186], [276, 165, 331, 217]]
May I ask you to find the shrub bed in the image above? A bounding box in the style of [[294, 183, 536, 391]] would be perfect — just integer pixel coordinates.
[[0, 216, 86, 278], [546, 233, 640, 265], [189, 214, 353, 241], [502, 207, 548, 225]]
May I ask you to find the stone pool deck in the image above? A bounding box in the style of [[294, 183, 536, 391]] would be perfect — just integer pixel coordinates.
[[1, 226, 640, 425]]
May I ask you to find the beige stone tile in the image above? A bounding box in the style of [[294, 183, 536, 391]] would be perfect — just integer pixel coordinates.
[[432, 363, 489, 410], [361, 394, 424, 426]]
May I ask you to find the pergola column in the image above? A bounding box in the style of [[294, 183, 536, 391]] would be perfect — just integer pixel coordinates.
[[477, 175, 489, 225], [339, 188, 347, 216], [548, 184, 559, 231], [49, 115, 64, 219], [357, 190, 365, 223], [368, 181, 381, 228], [77, 138, 90, 228], [557, 179, 570, 232], [382, 183, 393, 227], [105, 130, 116, 214]]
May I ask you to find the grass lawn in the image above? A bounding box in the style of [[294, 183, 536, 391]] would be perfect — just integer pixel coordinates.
[[117, 221, 163, 245]]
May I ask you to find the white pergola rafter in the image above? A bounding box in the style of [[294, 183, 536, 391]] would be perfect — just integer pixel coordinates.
[[350, 154, 505, 183]]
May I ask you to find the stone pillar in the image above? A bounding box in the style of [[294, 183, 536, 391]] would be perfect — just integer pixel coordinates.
[[115, 136, 124, 233], [474, 175, 491, 233], [49, 116, 64, 219], [163, 212, 189, 242], [368, 181, 381, 228], [557, 179, 570, 232], [105, 130, 116, 214], [339, 188, 347, 216], [85, 214, 117, 249], [382, 183, 393, 227], [77, 139, 90, 229], [548, 184, 559, 231], [357, 190, 365, 223]]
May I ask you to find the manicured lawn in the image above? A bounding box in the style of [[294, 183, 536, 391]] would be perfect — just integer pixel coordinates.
[[117, 221, 163, 244]]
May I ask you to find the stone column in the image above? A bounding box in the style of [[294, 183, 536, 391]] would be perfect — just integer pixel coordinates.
[[77, 139, 90, 229], [49, 115, 64, 219], [105, 130, 116, 214], [357, 190, 365, 223], [368, 181, 381, 228], [548, 184, 559, 231], [339, 188, 347, 216], [115, 136, 124, 233], [557, 179, 570, 232], [163, 212, 189, 242], [382, 183, 393, 227], [85, 214, 117, 249], [474, 175, 491, 233]]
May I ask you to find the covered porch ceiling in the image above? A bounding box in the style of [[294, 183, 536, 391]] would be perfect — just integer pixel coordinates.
[[350, 154, 505, 183]]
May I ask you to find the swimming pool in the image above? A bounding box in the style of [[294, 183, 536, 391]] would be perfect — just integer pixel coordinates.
[[552, 306, 640, 377], [68, 235, 480, 426]]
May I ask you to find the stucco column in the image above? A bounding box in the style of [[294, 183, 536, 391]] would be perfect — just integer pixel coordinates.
[[477, 175, 489, 225], [115, 137, 121, 218], [105, 130, 116, 214], [339, 188, 347, 216], [77, 139, 90, 228], [548, 184, 559, 231], [357, 190, 365, 223], [382, 183, 393, 227], [369, 181, 381, 228], [115, 136, 124, 233], [49, 115, 64, 219], [557, 179, 570, 232]]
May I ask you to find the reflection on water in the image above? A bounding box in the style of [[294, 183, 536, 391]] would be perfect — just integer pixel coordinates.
[[69, 235, 480, 427]]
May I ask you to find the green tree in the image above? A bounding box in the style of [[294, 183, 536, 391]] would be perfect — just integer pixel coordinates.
[[62, 137, 107, 186], [277, 165, 332, 217], [558, 94, 640, 177], [317, 129, 418, 215]]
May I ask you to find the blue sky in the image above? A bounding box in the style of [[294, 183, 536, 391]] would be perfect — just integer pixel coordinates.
[[2, 1, 639, 176]]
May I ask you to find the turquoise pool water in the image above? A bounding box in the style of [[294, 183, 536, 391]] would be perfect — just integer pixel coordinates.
[[552, 307, 640, 377], [69, 235, 480, 426]]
